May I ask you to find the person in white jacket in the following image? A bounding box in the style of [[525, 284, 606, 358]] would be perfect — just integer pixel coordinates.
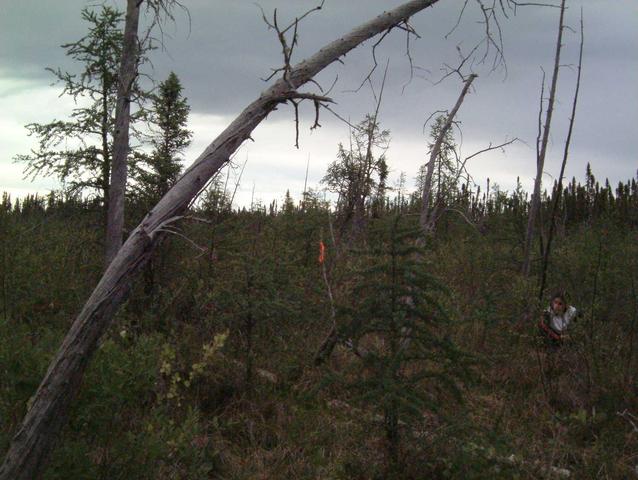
[[539, 292, 578, 344]]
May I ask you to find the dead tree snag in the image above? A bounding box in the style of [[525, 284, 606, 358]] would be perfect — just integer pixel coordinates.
[[420, 73, 477, 234], [521, 0, 566, 276]]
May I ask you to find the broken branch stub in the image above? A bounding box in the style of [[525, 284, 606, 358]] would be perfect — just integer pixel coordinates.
[[0, 1, 440, 479]]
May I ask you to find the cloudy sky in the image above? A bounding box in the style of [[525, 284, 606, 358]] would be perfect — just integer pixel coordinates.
[[1, 0, 636, 207]]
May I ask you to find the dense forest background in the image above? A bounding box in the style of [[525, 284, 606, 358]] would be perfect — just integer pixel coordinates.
[[1, 163, 637, 478]]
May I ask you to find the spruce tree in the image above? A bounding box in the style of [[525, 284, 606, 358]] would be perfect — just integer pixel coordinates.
[[282, 189, 295, 215], [336, 216, 471, 474], [134, 72, 192, 206]]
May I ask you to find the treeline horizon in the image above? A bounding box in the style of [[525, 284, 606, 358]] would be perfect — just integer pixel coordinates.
[[4, 163, 637, 226]]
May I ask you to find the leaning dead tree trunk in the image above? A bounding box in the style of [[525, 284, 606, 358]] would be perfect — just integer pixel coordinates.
[[521, 0, 566, 276], [419, 73, 477, 234], [105, 0, 142, 266], [0, 2, 440, 478], [538, 8, 583, 301]]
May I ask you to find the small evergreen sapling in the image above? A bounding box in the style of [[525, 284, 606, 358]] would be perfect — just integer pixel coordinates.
[[337, 216, 471, 473]]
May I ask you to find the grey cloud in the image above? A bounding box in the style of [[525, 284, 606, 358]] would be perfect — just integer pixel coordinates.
[[1, 0, 636, 199]]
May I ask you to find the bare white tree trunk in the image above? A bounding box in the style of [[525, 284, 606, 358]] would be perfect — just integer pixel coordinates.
[[521, 0, 566, 276], [538, 5, 582, 300], [0, 2, 440, 478], [105, 0, 142, 266], [419, 74, 476, 234]]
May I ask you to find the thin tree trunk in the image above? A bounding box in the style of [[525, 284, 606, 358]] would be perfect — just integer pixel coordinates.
[[105, 0, 142, 266], [358, 65, 389, 232], [101, 75, 111, 229], [521, 0, 566, 276], [625, 273, 638, 385], [419, 73, 477, 234], [0, 2, 440, 478], [538, 9, 583, 300]]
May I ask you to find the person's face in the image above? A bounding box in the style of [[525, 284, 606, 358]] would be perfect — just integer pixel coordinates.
[[551, 298, 566, 315]]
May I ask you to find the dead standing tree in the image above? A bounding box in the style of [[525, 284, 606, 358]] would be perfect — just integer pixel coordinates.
[[104, 0, 143, 267], [538, 7, 583, 300], [521, 0, 567, 276], [0, 1, 444, 478], [105, 0, 183, 266], [419, 73, 477, 234]]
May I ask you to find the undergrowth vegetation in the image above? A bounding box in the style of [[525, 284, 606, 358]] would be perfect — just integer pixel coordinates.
[[1, 170, 637, 478]]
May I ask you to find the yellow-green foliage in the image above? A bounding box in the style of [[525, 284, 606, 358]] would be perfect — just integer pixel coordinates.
[[159, 331, 228, 406]]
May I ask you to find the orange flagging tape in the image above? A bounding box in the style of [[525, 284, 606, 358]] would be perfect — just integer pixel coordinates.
[[318, 241, 326, 264]]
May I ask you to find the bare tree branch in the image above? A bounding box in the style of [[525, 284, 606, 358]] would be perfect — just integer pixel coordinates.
[[446, 0, 471, 39], [435, 42, 482, 84], [348, 28, 393, 93], [259, 1, 325, 84], [464, 137, 519, 162]]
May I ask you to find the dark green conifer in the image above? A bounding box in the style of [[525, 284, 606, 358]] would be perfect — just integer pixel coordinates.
[[134, 72, 192, 205], [336, 216, 471, 473]]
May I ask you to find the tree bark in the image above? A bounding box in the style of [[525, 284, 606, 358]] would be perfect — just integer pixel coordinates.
[[538, 7, 583, 300], [105, 0, 142, 266], [0, 1, 440, 478], [521, 0, 566, 276], [419, 74, 477, 234]]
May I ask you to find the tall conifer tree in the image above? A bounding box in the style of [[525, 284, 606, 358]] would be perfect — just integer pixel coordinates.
[[16, 7, 147, 223], [134, 72, 192, 206]]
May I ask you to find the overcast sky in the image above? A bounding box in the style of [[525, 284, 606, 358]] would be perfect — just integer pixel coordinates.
[[1, 0, 636, 207]]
